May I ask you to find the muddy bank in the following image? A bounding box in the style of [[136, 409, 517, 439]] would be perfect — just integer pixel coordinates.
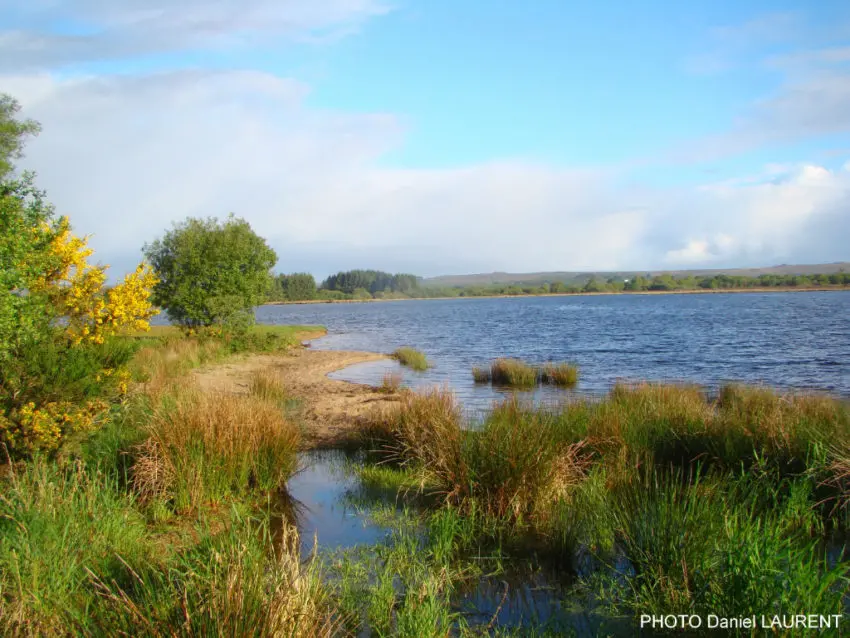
[[192, 347, 399, 448]]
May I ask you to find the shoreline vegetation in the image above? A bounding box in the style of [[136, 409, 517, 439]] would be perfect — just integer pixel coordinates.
[[265, 267, 850, 304], [265, 284, 850, 305], [4, 324, 850, 635]]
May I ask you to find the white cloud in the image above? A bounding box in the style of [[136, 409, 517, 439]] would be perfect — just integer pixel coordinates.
[[7, 70, 849, 279], [0, 0, 390, 71]]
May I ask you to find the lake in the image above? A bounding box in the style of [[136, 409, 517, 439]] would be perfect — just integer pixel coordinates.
[[257, 291, 850, 410]]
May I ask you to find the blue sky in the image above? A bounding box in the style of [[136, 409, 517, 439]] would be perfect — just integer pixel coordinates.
[[2, 1, 849, 278]]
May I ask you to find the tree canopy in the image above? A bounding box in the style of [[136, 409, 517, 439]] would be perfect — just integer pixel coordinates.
[[0, 94, 41, 179], [144, 215, 277, 330]]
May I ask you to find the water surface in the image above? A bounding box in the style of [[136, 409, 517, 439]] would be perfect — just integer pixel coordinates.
[[258, 292, 850, 411]]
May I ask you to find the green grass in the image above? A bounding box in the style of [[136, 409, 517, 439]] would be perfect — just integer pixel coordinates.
[[392, 347, 430, 371], [122, 324, 325, 341], [540, 362, 579, 386], [0, 459, 155, 635], [134, 387, 300, 513], [473, 360, 580, 388], [489, 358, 538, 387]]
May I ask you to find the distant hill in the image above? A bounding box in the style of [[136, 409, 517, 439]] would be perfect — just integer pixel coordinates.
[[421, 262, 850, 288]]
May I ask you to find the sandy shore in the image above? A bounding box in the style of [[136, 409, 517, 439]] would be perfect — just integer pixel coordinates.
[[265, 286, 849, 305], [193, 347, 399, 448]]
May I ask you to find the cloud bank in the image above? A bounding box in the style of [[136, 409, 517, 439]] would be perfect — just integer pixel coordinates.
[[2, 4, 848, 278]]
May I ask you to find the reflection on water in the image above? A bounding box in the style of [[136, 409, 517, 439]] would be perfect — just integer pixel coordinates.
[[283, 449, 397, 556], [281, 450, 619, 634]]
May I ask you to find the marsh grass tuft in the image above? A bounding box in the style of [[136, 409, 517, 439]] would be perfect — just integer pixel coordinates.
[[540, 362, 579, 386], [75, 514, 339, 637], [471, 366, 491, 384], [488, 358, 538, 388], [392, 347, 430, 371], [248, 368, 289, 405], [133, 388, 300, 511], [473, 359, 579, 388]]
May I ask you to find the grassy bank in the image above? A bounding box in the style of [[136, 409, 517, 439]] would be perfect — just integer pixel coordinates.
[[0, 325, 333, 636]]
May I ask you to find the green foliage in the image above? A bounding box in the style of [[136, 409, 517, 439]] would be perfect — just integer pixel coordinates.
[[0, 174, 60, 366], [270, 272, 317, 301], [144, 215, 277, 330], [0, 94, 41, 179], [321, 269, 420, 295]]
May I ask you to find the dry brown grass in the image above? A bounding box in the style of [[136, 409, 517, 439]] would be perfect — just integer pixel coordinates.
[[248, 368, 289, 404], [133, 388, 300, 510]]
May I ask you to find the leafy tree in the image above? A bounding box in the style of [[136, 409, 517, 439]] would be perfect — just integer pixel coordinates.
[[0, 94, 41, 179], [144, 215, 277, 330], [274, 272, 316, 301]]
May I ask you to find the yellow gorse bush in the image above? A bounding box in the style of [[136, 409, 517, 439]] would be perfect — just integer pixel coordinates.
[[2, 215, 159, 455], [31, 216, 159, 344], [2, 400, 107, 454]]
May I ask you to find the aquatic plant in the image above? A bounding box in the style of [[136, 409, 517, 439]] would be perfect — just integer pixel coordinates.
[[392, 347, 431, 371], [539, 362, 579, 386], [488, 358, 538, 388]]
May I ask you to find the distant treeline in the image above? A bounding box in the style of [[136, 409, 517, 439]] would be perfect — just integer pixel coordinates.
[[266, 270, 850, 302]]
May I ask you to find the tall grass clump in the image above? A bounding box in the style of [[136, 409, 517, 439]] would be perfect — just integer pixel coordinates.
[[471, 366, 491, 384], [539, 362, 579, 387], [466, 399, 590, 520], [133, 388, 300, 511], [392, 347, 430, 371], [361, 388, 467, 502], [248, 368, 289, 405], [488, 358, 538, 388], [587, 382, 712, 465], [0, 459, 153, 635], [75, 515, 338, 637], [717, 384, 850, 472]]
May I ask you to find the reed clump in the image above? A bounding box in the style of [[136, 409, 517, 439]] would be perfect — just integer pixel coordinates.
[[392, 347, 430, 371], [472, 359, 581, 388], [248, 368, 289, 405], [488, 358, 538, 388], [540, 362, 579, 386], [133, 388, 300, 511], [361, 387, 467, 502]]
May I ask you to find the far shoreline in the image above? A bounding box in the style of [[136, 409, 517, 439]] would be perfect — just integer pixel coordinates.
[[264, 285, 850, 306]]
